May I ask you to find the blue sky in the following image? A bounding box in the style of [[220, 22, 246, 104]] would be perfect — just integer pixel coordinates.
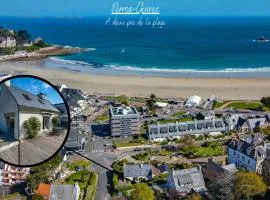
[[0, 0, 270, 16], [11, 78, 63, 104]]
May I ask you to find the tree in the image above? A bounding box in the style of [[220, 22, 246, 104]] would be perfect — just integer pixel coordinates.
[[235, 172, 267, 200], [130, 183, 154, 200], [27, 155, 61, 191], [261, 97, 270, 108], [150, 93, 156, 100], [117, 95, 129, 105], [208, 173, 235, 200], [185, 193, 202, 200], [32, 194, 44, 200], [23, 117, 41, 138], [15, 30, 31, 45]]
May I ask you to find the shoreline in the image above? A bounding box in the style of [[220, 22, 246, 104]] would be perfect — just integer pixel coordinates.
[[0, 46, 86, 62], [0, 60, 270, 100]]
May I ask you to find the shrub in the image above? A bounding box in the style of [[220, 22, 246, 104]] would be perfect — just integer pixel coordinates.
[[23, 117, 41, 138], [52, 116, 60, 127]]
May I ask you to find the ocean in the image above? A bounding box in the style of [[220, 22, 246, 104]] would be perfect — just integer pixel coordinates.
[[2, 16, 270, 77]]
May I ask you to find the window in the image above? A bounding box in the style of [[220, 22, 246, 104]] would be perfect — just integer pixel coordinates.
[[248, 160, 250, 164], [23, 93, 32, 100], [234, 151, 236, 156], [242, 156, 245, 161]]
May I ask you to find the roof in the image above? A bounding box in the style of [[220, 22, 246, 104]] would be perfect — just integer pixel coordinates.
[[123, 164, 160, 178], [61, 88, 85, 108], [247, 117, 267, 130], [110, 106, 139, 116], [154, 102, 168, 108], [228, 134, 266, 160], [168, 167, 205, 193], [186, 95, 202, 106], [6, 85, 59, 113], [50, 184, 80, 200], [159, 164, 170, 173], [37, 184, 51, 200], [65, 129, 83, 148]]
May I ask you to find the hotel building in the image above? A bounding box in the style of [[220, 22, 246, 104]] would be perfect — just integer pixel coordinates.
[[109, 106, 140, 136]]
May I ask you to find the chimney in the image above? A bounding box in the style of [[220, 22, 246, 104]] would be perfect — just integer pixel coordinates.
[[4, 80, 10, 87], [38, 92, 46, 100], [140, 163, 143, 168]]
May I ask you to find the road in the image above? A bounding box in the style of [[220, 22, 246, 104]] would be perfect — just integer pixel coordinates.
[[86, 152, 117, 200]]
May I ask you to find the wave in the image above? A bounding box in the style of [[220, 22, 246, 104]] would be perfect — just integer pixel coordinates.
[[48, 57, 270, 73], [49, 57, 91, 66], [109, 65, 270, 73]]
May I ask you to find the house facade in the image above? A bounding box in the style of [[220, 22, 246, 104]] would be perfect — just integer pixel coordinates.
[[0, 162, 30, 185], [0, 83, 59, 140], [228, 133, 266, 174], [0, 37, 16, 48]]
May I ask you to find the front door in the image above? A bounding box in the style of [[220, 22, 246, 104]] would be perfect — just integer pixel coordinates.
[[7, 116, 15, 136], [43, 116, 50, 130]]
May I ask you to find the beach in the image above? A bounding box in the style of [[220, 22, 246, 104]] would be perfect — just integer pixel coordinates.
[[0, 61, 269, 100]]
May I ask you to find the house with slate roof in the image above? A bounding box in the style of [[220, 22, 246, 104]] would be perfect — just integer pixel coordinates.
[[228, 133, 267, 174], [167, 167, 206, 195], [0, 82, 60, 140], [247, 117, 269, 133], [202, 157, 237, 183], [123, 164, 161, 181]]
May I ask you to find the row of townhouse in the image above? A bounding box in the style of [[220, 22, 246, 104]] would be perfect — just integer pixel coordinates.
[[148, 118, 227, 141]]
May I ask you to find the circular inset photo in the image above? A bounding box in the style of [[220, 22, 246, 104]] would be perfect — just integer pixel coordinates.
[[0, 75, 70, 166]]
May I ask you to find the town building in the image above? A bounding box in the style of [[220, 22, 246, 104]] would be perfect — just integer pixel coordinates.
[[262, 144, 270, 184], [247, 117, 269, 132], [202, 157, 237, 183], [185, 95, 202, 107], [109, 106, 140, 136], [0, 37, 16, 48], [224, 113, 245, 131], [167, 167, 206, 195], [123, 164, 161, 181], [36, 183, 80, 200], [64, 129, 86, 153], [56, 85, 86, 117], [148, 119, 227, 141], [224, 114, 269, 133], [0, 162, 30, 185], [196, 111, 215, 120], [0, 73, 11, 82], [228, 133, 267, 174], [0, 82, 60, 140]]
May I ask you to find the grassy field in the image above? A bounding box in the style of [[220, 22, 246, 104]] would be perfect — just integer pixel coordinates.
[[93, 111, 109, 122], [224, 101, 262, 110], [171, 111, 186, 117], [114, 136, 148, 147]]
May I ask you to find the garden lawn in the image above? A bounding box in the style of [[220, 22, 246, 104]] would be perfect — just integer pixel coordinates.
[[171, 111, 186, 117], [224, 101, 262, 110]]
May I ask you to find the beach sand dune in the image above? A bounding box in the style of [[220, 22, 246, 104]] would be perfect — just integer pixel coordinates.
[[0, 61, 269, 100]]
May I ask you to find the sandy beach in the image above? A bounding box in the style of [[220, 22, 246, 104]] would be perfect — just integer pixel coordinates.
[[0, 61, 269, 100]]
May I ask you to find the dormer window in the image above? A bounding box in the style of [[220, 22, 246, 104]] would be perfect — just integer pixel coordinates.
[[22, 93, 31, 101]]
